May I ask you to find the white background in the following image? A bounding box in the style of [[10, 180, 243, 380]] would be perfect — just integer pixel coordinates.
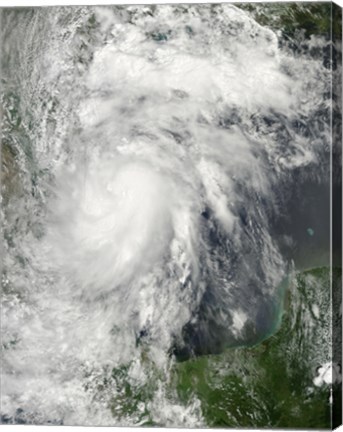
[[0, 0, 342, 432]]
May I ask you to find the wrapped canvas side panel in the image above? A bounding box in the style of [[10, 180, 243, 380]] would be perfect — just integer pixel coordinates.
[[332, 2, 342, 429]]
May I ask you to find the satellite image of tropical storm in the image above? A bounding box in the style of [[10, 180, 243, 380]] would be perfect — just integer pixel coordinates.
[[0, 1, 342, 428]]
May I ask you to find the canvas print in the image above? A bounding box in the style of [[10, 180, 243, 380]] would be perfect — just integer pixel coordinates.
[[0, 2, 342, 428]]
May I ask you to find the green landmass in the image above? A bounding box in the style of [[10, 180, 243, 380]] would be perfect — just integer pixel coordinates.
[[237, 2, 341, 40], [106, 267, 340, 428]]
